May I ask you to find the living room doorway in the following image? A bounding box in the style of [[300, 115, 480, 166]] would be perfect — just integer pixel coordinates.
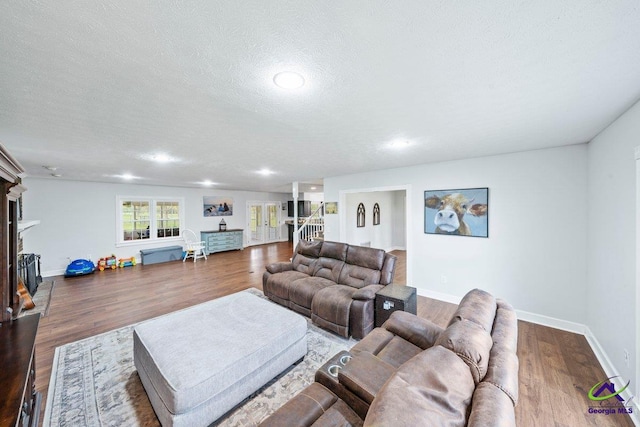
[[339, 185, 411, 285], [246, 201, 281, 246]]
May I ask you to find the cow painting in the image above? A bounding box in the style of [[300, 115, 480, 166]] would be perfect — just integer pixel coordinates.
[[424, 188, 489, 237]]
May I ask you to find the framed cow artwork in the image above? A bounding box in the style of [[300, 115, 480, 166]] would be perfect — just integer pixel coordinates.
[[424, 188, 488, 237]]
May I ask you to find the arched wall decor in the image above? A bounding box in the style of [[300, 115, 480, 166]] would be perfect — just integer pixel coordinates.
[[357, 202, 365, 227], [373, 203, 380, 225]]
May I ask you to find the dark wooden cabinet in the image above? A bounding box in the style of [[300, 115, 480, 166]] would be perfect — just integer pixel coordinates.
[[0, 144, 39, 427], [1, 145, 26, 322], [0, 315, 40, 427], [287, 200, 311, 217], [375, 284, 417, 327]]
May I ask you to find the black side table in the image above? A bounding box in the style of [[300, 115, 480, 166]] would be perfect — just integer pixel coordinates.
[[375, 284, 417, 327]]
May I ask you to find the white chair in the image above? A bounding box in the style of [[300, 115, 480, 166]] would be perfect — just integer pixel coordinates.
[[182, 229, 208, 262]]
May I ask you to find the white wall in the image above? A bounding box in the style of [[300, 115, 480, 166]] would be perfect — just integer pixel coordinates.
[[391, 191, 406, 250], [587, 99, 640, 402], [20, 178, 289, 276], [325, 144, 589, 324]]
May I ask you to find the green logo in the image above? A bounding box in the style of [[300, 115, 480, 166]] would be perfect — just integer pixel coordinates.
[[588, 377, 630, 402]]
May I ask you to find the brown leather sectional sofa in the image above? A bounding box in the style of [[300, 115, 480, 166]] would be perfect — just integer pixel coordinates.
[[260, 288, 519, 427], [263, 240, 397, 339]]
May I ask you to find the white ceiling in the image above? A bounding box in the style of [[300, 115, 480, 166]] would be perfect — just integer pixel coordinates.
[[1, 1, 640, 193]]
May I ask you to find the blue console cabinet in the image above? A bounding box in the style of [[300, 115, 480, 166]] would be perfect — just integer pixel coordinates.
[[200, 229, 243, 255]]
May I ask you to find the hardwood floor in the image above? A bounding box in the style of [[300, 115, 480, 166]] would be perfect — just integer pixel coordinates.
[[33, 242, 633, 426]]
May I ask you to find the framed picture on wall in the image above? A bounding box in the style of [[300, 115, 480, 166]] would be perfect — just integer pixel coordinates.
[[203, 196, 233, 217], [424, 188, 488, 237], [325, 202, 338, 214]]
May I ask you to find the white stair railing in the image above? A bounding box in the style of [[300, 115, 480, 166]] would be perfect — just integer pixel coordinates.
[[296, 202, 324, 245]]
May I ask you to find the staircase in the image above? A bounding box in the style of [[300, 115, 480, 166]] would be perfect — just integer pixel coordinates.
[[295, 202, 324, 245]]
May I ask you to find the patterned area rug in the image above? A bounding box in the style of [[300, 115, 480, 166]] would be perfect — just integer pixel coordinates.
[[19, 280, 55, 318], [44, 289, 357, 427]]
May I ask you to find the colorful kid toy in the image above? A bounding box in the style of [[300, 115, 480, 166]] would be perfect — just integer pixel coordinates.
[[97, 255, 118, 271], [65, 259, 96, 277], [119, 257, 137, 268]]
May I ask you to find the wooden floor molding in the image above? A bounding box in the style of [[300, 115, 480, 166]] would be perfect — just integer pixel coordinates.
[[33, 242, 634, 426]]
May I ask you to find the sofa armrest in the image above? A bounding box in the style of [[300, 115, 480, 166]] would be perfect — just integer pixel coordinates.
[[352, 284, 384, 301], [338, 352, 396, 404], [265, 262, 293, 274], [383, 311, 444, 350]]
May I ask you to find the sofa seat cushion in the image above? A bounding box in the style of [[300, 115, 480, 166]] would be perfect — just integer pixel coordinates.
[[290, 277, 336, 310], [312, 285, 357, 337], [265, 270, 310, 301], [364, 346, 475, 427]]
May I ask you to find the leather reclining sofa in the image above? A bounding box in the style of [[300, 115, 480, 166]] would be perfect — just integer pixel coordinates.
[[260, 288, 519, 427], [263, 240, 397, 339]]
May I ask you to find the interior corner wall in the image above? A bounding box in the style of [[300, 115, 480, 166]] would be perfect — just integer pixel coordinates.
[[586, 99, 640, 396], [20, 178, 289, 276], [324, 144, 589, 324]]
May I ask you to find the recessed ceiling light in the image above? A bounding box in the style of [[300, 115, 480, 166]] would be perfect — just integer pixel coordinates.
[[310, 186, 317, 190], [43, 165, 57, 171], [152, 153, 172, 163], [273, 71, 305, 89], [51, 173, 62, 178], [389, 139, 413, 149], [200, 180, 216, 187], [117, 173, 137, 180], [257, 168, 275, 176]]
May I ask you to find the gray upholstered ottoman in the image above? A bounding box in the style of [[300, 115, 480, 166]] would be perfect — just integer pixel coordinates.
[[133, 290, 307, 427]]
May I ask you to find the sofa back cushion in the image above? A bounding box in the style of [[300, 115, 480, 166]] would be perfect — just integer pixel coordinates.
[[345, 245, 385, 270], [467, 382, 517, 427], [319, 241, 348, 260], [435, 319, 493, 385], [292, 254, 317, 275], [296, 239, 323, 258], [379, 253, 397, 285], [447, 288, 497, 333], [335, 245, 386, 288], [338, 264, 381, 288], [364, 346, 475, 427], [313, 257, 345, 282], [309, 242, 347, 281], [291, 240, 323, 275], [483, 299, 519, 405]]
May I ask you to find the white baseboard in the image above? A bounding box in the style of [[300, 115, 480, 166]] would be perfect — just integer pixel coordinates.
[[584, 327, 640, 426], [44, 269, 66, 278], [416, 287, 462, 305], [417, 287, 640, 426], [515, 309, 587, 335]]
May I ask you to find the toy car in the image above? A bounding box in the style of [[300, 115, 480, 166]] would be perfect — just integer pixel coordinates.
[[98, 255, 118, 271], [119, 257, 137, 268], [65, 259, 96, 277]]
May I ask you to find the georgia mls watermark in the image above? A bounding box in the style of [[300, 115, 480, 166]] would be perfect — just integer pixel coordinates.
[[587, 376, 634, 416]]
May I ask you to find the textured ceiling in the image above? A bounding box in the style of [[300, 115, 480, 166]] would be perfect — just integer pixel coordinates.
[[1, 1, 640, 193]]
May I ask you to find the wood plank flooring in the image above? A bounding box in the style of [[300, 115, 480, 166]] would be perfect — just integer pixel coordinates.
[[32, 242, 633, 426]]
